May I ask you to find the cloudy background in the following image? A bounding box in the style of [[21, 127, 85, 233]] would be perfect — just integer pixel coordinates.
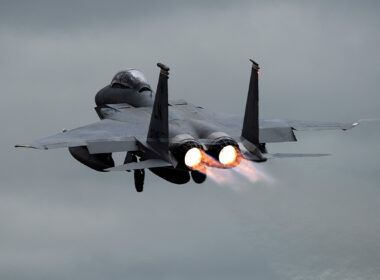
[[1, 0, 380, 279]]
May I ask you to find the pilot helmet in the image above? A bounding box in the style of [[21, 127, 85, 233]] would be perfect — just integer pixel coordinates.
[[111, 69, 152, 92]]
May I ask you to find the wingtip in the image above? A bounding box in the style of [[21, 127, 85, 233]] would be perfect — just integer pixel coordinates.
[[352, 122, 359, 127], [342, 122, 360, 131]]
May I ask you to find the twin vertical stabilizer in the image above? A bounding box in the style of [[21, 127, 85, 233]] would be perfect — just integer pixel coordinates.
[[146, 60, 261, 160], [146, 63, 170, 154], [242, 59, 260, 145]]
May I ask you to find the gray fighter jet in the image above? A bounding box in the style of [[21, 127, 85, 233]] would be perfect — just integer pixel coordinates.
[[16, 60, 358, 192]]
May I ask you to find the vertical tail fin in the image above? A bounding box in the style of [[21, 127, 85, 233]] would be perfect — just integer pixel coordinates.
[[242, 59, 260, 145], [147, 63, 170, 152]]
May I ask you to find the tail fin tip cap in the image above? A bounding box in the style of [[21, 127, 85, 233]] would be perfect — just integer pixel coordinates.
[[157, 63, 170, 72], [249, 59, 260, 70]]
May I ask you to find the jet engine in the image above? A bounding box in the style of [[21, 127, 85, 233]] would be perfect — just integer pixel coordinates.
[[170, 134, 204, 170], [148, 134, 204, 185], [205, 132, 242, 168]]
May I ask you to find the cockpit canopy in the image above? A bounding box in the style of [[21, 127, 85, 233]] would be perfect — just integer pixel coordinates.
[[111, 69, 152, 92]]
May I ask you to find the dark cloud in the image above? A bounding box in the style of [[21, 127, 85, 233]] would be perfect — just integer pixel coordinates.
[[1, 0, 380, 279], [0, 0, 253, 32], [1, 0, 379, 33]]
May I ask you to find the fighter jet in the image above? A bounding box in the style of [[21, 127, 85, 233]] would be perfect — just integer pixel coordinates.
[[16, 60, 358, 192]]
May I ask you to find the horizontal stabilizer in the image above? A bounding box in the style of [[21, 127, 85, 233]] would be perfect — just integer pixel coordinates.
[[241, 150, 267, 162], [106, 159, 172, 171]]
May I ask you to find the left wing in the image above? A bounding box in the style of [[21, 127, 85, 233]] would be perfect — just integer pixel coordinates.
[[15, 118, 147, 153]]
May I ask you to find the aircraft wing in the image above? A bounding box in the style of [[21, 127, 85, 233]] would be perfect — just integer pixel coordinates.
[[260, 119, 358, 131], [15, 118, 148, 154], [258, 118, 358, 143], [16, 106, 358, 152], [211, 113, 358, 143]]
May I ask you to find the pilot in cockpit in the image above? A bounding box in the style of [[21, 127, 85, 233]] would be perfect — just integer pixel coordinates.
[[95, 69, 154, 107], [110, 69, 152, 93]]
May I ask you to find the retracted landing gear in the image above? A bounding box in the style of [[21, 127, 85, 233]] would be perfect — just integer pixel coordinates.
[[125, 152, 145, 192]]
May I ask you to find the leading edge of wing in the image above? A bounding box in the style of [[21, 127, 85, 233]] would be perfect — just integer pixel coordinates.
[[265, 153, 330, 159], [15, 138, 140, 154], [264, 119, 359, 131], [14, 118, 146, 153]]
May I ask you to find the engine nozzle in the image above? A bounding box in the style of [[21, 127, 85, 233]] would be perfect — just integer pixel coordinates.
[[170, 135, 204, 170], [206, 133, 242, 168], [219, 145, 239, 165], [184, 147, 203, 168]]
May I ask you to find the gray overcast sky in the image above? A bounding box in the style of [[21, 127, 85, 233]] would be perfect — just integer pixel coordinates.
[[1, 0, 380, 279]]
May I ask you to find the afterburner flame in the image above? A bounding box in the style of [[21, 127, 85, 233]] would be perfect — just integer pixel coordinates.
[[188, 149, 274, 190], [184, 147, 203, 168], [219, 145, 238, 165]]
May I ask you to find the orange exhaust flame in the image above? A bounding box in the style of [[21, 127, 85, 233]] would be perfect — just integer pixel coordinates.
[[233, 158, 274, 185], [190, 149, 274, 190], [197, 148, 242, 169]]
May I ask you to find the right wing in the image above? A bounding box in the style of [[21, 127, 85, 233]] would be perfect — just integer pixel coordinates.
[[203, 112, 358, 144], [258, 119, 358, 143], [261, 119, 358, 131]]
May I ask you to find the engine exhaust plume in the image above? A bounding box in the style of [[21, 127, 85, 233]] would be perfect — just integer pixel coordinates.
[[189, 149, 273, 191], [233, 158, 274, 185]]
